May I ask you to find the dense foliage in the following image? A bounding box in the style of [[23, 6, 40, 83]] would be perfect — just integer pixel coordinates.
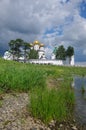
[[56, 45, 66, 60], [8, 39, 30, 62], [66, 46, 74, 64], [55, 45, 74, 62], [29, 49, 39, 59]]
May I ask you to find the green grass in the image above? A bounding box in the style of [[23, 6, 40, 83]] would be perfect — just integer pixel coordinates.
[[0, 58, 86, 123], [0, 59, 46, 92], [30, 82, 75, 123], [81, 85, 85, 94], [0, 100, 3, 107]]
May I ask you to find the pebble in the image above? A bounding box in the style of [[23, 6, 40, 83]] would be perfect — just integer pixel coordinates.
[[72, 126, 77, 130], [0, 93, 85, 130], [59, 124, 63, 127], [0, 93, 49, 130]]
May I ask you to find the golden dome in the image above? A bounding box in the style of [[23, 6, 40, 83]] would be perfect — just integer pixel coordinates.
[[30, 43, 33, 46], [40, 43, 44, 47], [33, 40, 40, 45]]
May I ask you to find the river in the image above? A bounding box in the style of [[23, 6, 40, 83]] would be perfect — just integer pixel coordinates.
[[73, 76, 86, 125]]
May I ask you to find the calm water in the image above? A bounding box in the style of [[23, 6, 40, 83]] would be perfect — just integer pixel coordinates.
[[73, 76, 86, 125]]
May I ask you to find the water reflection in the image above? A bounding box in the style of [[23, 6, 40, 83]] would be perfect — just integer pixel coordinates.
[[73, 76, 86, 124]]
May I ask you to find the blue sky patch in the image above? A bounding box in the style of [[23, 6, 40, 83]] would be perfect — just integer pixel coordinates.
[[65, 16, 74, 25], [60, 0, 70, 5], [56, 25, 63, 35], [44, 28, 55, 35], [44, 25, 63, 37], [79, 0, 86, 18]]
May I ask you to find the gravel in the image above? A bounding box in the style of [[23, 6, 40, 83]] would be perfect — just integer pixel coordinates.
[[0, 93, 86, 130]]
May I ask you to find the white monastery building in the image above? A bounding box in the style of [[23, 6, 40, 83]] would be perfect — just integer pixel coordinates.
[[3, 40, 74, 66], [30, 40, 46, 59]]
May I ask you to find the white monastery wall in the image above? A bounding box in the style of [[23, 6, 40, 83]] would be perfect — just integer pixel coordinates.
[[29, 59, 64, 65]]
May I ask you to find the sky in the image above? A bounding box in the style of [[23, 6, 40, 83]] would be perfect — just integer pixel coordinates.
[[0, 0, 86, 62]]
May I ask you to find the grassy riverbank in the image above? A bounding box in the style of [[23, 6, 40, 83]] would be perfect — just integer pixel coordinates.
[[0, 58, 86, 123]]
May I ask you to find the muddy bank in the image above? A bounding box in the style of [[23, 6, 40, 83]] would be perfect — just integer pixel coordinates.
[[0, 93, 86, 130]]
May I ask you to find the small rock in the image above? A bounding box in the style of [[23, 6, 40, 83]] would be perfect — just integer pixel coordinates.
[[71, 126, 77, 130], [49, 120, 55, 126], [73, 119, 76, 123], [59, 124, 63, 127], [70, 124, 74, 127], [30, 127, 37, 130]]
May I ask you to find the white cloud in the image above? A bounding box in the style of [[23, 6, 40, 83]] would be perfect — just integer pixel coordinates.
[[83, 50, 86, 55], [0, 0, 86, 61], [45, 47, 53, 59]]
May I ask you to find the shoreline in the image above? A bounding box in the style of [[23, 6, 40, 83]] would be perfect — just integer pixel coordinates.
[[0, 93, 86, 130]]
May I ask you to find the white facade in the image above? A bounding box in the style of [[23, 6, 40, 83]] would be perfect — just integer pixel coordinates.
[[32, 41, 46, 59], [34, 44, 39, 51], [40, 47, 44, 51], [70, 55, 74, 66], [3, 41, 75, 66], [38, 51, 45, 59], [3, 51, 13, 60], [51, 53, 56, 60], [29, 59, 64, 65], [51, 50, 75, 66], [3, 51, 24, 61], [29, 58, 74, 66]]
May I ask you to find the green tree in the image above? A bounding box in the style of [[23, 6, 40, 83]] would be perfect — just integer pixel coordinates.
[[56, 45, 66, 60], [29, 49, 39, 59], [14, 39, 24, 61], [66, 46, 74, 64], [22, 42, 30, 62], [8, 40, 16, 60], [8, 39, 24, 61]]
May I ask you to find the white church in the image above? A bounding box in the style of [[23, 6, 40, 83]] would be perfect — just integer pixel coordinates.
[[30, 40, 46, 59], [3, 40, 74, 66]]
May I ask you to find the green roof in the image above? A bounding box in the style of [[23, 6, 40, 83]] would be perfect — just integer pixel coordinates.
[[53, 47, 57, 54]]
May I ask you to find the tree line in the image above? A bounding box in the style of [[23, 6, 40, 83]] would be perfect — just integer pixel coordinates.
[[8, 39, 74, 63], [8, 39, 38, 62], [54, 45, 74, 64]]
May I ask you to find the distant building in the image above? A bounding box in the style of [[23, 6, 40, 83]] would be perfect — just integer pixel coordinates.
[[51, 47, 57, 60], [3, 41, 74, 66], [3, 51, 13, 60], [66, 55, 74, 66], [51, 47, 74, 66], [30, 40, 46, 59]]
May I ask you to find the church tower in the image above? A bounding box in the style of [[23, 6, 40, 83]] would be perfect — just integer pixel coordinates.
[[30, 40, 46, 59]]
